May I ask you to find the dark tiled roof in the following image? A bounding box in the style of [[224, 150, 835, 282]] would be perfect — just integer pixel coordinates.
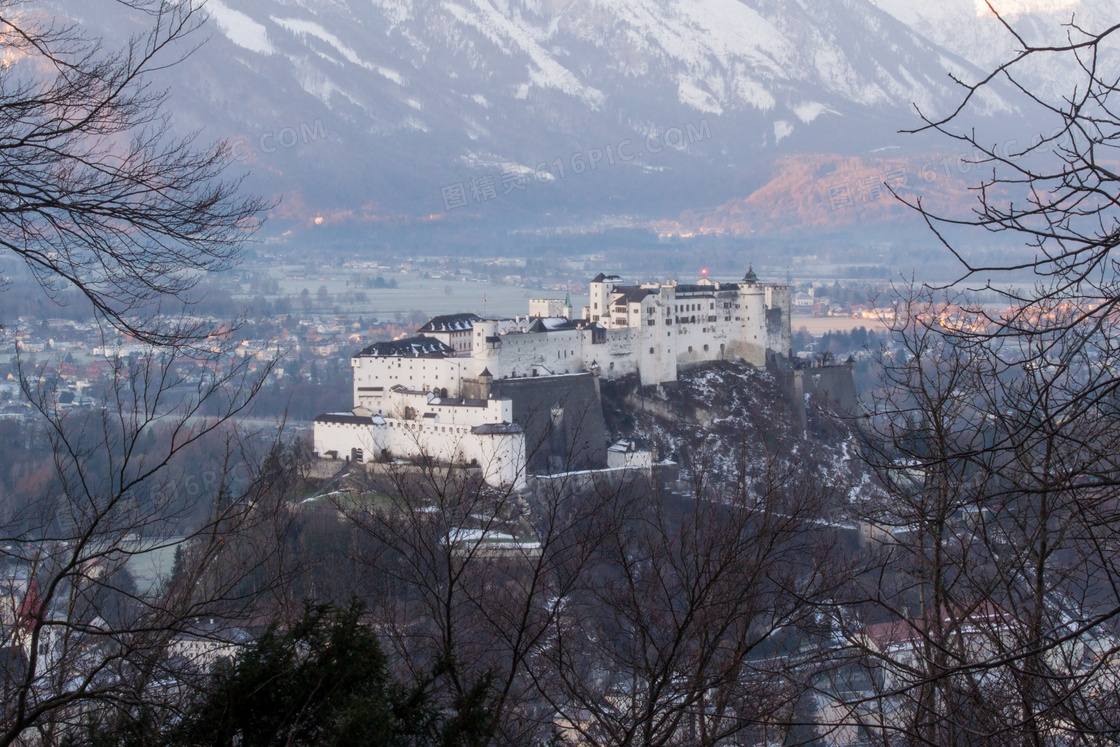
[[612, 286, 656, 305], [527, 318, 581, 332], [357, 336, 454, 358], [674, 284, 720, 294], [418, 313, 481, 333]]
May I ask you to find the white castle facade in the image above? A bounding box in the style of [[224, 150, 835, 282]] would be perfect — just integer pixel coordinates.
[[314, 269, 791, 488]]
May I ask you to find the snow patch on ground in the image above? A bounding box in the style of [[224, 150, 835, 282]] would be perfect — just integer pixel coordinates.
[[275, 15, 407, 85], [792, 101, 828, 123], [207, 1, 274, 55], [291, 57, 341, 105], [274, 17, 372, 70], [378, 67, 406, 85], [371, 0, 415, 26], [677, 78, 723, 114], [774, 120, 793, 143], [848, 472, 871, 503], [443, 0, 605, 107]]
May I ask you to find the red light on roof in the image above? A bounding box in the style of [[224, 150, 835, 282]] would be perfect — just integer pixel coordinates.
[[700, 267, 708, 276]]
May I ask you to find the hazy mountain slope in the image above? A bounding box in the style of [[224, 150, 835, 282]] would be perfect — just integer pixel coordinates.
[[46, 0, 1047, 234]]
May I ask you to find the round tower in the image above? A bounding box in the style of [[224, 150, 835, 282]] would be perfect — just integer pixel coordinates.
[[471, 319, 501, 363]]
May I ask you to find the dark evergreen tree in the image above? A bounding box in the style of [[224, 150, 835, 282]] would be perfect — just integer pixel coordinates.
[[79, 600, 497, 747]]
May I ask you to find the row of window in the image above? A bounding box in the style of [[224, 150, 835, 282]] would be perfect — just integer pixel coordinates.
[[647, 314, 743, 326], [647, 343, 724, 355], [388, 419, 472, 434]]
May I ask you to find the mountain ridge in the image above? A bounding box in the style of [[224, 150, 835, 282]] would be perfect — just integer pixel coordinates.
[[50, 0, 1104, 238]]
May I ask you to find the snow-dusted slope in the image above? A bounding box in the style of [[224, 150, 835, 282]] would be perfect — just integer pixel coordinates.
[[197, 0, 977, 121], [55, 0, 1045, 225], [875, 0, 1120, 96]]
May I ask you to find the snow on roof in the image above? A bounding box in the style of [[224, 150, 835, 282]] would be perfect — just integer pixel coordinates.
[[524, 317, 582, 333], [418, 313, 481, 333], [612, 286, 657, 305], [315, 412, 372, 425], [357, 336, 455, 358], [430, 397, 489, 408]]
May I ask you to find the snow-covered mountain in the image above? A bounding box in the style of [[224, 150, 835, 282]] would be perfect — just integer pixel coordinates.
[[49, 0, 1106, 233], [875, 0, 1120, 99], [875, 0, 1114, 72]]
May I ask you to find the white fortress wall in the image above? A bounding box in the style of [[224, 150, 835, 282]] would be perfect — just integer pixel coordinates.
[[641, 292, 676, 386], [382, 388, 512, 425], [529, 298, 567, 318], [314, 391, 524, 488], [474, 428, 528, 490], [600, 327, 641, 380], [493, 326, 587, 378], [352, 355, 468, 410], [314, 415, 388, 463], [729, 285, 770, 365], [314, 417, 525, 489]]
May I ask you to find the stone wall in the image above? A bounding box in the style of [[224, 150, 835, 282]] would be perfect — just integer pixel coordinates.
[[490, 373, 607, 473], [777, 363, 858, 431]]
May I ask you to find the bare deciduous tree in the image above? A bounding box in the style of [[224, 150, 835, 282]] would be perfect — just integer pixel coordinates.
[[535, 449, 841, 747], [322, 394, 847, 747], [841, 286, 1120, 744], [822, 8, 1120, 743], [0, 346, 298, 745], [0, 0, 267, 346], [0, 3, 290, 739]]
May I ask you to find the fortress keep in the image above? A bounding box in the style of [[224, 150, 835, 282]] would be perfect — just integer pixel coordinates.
[[314, 270, 791, 488]]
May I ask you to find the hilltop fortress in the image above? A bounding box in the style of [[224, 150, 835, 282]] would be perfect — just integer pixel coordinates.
[[314, 269, 792, 488]]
